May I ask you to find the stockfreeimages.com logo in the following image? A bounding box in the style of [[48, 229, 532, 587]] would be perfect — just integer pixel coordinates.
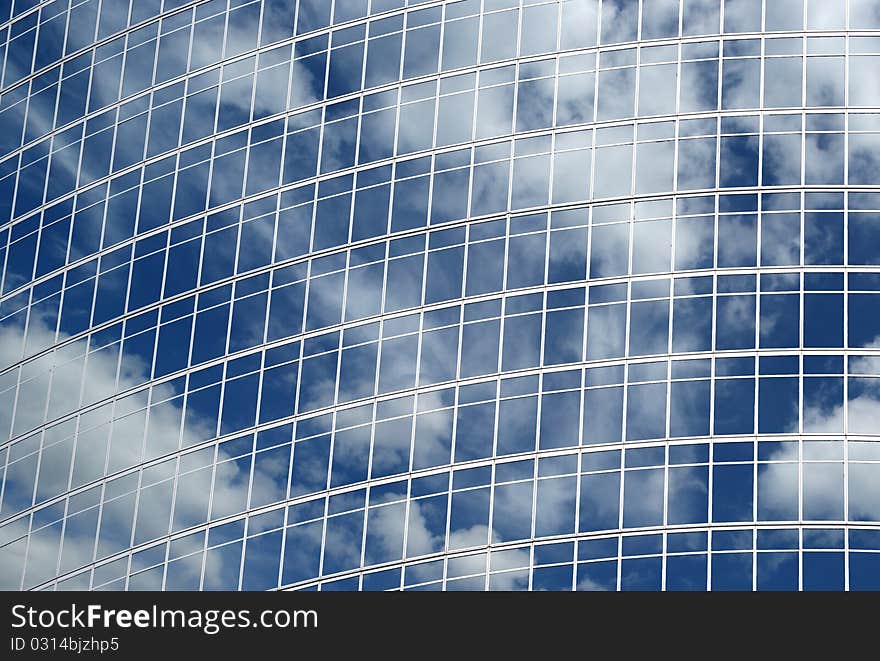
[[11, 604, 317, 636]]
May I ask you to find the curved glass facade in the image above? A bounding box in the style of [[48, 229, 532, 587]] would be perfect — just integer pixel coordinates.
[[4, 0, 880, 591]]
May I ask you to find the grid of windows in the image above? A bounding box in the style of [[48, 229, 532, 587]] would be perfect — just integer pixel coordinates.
[[4, 0, 880, 591]]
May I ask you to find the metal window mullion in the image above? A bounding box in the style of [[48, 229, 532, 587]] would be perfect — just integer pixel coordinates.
[[842, 1, 852, 586], [526, 454, 539, 591], [484, 461, 495, 591]]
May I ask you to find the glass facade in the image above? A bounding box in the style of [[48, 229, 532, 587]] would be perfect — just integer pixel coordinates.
[[3, 0, 880, 591]]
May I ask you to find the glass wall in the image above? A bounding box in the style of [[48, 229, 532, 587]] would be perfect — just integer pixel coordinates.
[[3, 0, 880, 590]]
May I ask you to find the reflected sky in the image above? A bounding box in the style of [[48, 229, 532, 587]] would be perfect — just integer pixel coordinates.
[[5, 0, 880, 591]]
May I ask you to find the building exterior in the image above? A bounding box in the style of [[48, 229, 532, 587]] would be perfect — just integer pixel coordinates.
[[2, 0, 880, 591]]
